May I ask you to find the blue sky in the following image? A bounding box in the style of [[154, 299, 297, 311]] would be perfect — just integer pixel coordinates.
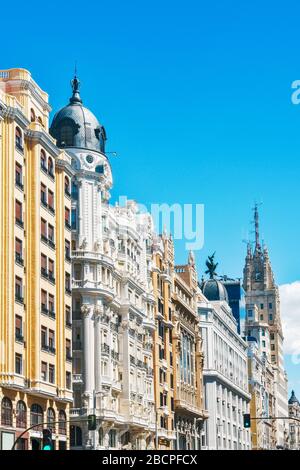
[[1, 0, 300, 400]]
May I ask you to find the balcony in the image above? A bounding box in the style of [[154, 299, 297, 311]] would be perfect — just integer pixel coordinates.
[[15, 218, 24, 229], [15, 332, 24, 343], [15, 293, 24, 304], [101, 343, 110, 355], [15, 252, 24, 266]]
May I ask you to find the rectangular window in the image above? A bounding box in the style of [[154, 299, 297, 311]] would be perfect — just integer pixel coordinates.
[[271, 343, 275, 351], [247, 309, 253, 317], [269, 314, 273, 321], [65, 273, 71, 293], [66, 339, 71, 360], [66, 306, 71, 326], [15, 200, 23, 225], [66, 371, 71, 389], [15, 238, 23, 264], [262, 340, 266, 348], [260, 314, 264, 321], [260, 303, 264, 309], [49, 330, 55, 352], [49, 364, 55, 384], [41, 289, 47, 313], [15, 163, 23, 188], [41, 361, 47, 381], [15, 276, 23, 302], [48, 224, 54, 242], [65, 207, 70, 227], [15, 353, 22, 375], [71, 208, 77, 230], [269, 303, 273, 309], [41, 218, 47, 239], [41, 254, 47, 277], [48, 259, 55, 281], [49, 294, 55, 315], [15, 315, 23, 340], [65, 240, 70, 260], [48, 189, 54, 211], [41, 326, 47, 349], [41, 183, 47, 205]]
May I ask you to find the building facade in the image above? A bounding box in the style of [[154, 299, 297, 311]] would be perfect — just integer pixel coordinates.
[[247, 338, 276, 449], [288, 390, 300, 450], [50, 76, 156, 450], [152, 233, 176, 449], [173, 253, 207, 450], [0, 68, 73, 450], [243, 206, 289, 448], [198, 278, 251, 450]]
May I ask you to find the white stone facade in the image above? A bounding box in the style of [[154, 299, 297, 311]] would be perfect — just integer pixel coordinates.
[[68, 146, 156, 449], [198, 292, 251, 450]]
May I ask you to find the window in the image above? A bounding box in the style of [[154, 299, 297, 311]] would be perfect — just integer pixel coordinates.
[[41, 183, 47, 206], [15, 163, 23, 189], [271, 355, 276, 362], [49, 364, 55, 384], [16, 401, 27, 429], [66, 371, 71, 390], [41, 150, 47, 171], [247, 309, 253, 317], [65, 273, 71, 293], [271, 344, 275, 351], [262, 340, 266, 348], [260, 314, 264, 321], [1, 397, 13, 426], [71, 208, 77, 230], [260, 303, 264, 309], [269, 314, 273, 321], [15, 200, 23, 226], [66, 306, 71, 327], [49, 330, 55, 352], [66, 339, 72, 360], [15, 315, 23, 341], [41, 361, 47, 381], [41, 254, 47, 277], [65, 240, 71, 260], [15, 238, 23, 265], [48, 190, 54, 212], [48, 224, 54, 243], [41, 218, 47, 240], [65, 177, 70, 196], [41, 327, 47, 349], [15, 276, 23, 302], [95, 164, 104, 174], [60, 126, 74, 146], [99, 427, 104, 446], [41, 289, 47, 313], [30, 404, 43, 430], [48, 157, 54, 177], [109, 429, 116, 448], [269, 303, 273, 309], [71, 181, 78, 199], [48, 259, 55, 281], [71, 426, 82, 447], [261, 330, 265, 336], [15, 353, 22, 374], [15, 127, 23, 151], [30, 108, 36, 122], [49, 294, 55, 316], [65, 207, 70, 228], [47, 407, 55, 430], [270, 332, 275, 340], [58, 410, 67, 435]]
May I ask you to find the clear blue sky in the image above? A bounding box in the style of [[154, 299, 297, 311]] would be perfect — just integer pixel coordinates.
[[2, 0, 300, 400]]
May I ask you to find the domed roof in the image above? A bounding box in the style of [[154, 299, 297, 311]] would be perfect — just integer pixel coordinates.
[[50, 75, 106, 153], [289, 390, 299, 405], [201, 278, 229, 302]]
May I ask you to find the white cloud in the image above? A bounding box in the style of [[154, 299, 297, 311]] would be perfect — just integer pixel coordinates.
[[279, 281, 300, 355]]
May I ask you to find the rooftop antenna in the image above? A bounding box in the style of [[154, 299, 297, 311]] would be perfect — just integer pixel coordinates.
[[252, 201, 262, 251]]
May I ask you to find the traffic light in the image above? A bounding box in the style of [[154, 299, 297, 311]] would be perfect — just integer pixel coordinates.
[[42, 428, 53, 450], [88, 414, 97, 431], [243, 413, 251, 428]]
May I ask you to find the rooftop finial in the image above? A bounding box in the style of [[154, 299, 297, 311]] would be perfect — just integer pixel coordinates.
[[253, 203, 262, 252], [205, 252, 218, 279], [70, 66, 82, 104]]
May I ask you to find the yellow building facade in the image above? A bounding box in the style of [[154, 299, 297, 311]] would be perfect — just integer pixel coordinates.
[[152, 233, 176, 449], [0, 69, 73, 450]]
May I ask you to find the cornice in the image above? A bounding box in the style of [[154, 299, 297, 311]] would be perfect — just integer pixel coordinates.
[[25, 128, 60, 157], [2, 105, 29, 129]]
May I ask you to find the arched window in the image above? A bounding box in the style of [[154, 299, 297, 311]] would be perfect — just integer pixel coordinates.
[[58, 410, 66, 435], [95, 165, 104, 175], [16, 400, 27, 428], [48, 157, 54, 178], [30, 108, 36, 123], [15, 127, 23, 151], [47, 407, 55, 431], [64, 176, 70, 196], [40, 150, 47, 171], [30, 404, 43, 430], [60, 126, 74, 147], [70, 425, 82, 447], [1, 397, 13, 426]]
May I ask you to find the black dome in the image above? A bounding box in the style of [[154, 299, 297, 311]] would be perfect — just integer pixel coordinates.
[[289, 390, 299, 405], [201, 278, 229, 302], [50, 76, 106, 153]]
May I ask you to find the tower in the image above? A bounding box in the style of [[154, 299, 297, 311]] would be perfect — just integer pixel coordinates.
[[243, 205, 288, 448], [50, 75, 156, 449]]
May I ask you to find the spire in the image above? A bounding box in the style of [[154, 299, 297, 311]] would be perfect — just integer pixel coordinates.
[[254, 203, 261, 253], [70, 71, 82, 104]]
